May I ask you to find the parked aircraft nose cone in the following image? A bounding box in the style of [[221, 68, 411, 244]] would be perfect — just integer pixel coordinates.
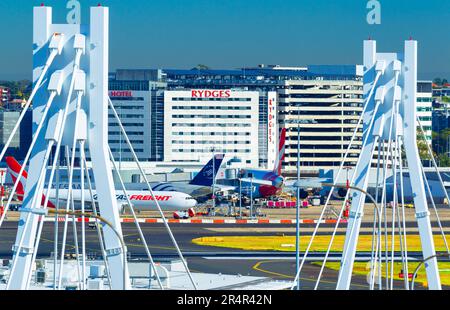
[[186, 195, 198, 208]]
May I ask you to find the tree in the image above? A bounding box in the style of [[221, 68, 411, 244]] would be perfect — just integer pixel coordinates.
[[195, 64, 210, 70], [0, 80, 31, 99], [434, 78, 442, 86], [417, 137, 433, 161], [417, 127, 433, 161], [438, 153, 450, 167], [434, 129, 450, 154], [431, 129, 450, 167], [433, 77, 450, 87]]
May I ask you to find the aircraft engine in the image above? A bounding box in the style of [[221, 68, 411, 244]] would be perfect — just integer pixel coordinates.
[[333, 188, 348, 199], [188, 208, 196, 217]]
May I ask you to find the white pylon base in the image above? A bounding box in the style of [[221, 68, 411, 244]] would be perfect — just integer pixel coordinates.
[[8, 6, 130, 290], [336, 40, 441, 290]]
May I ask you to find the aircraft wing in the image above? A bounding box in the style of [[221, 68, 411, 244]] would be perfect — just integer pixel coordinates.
[[214, 185, 237, 192], [283, 178, 329, 189], [239, 178, 273, 186], [187, 184, 236, 200]]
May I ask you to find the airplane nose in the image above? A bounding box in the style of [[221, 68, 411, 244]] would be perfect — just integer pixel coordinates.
[[188, 196, 198, 208]]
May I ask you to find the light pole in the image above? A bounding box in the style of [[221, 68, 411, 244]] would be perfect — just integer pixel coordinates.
[[211, 148, 216, 217], [288, 116, 316, 290], [249, 173, 254, 219], [119, 105, 122, 171], [447, 135, 450, 159], [344, 167, 351, 188], [295, 116, 301, 290], [239, 176, 242, 219]]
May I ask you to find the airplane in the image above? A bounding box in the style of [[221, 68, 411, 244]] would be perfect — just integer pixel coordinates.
[[126, 154, 226, 218], [6, 156, 198, 217], [232, 127, 350, 202], [129, 154, 226, 204], [233, 128, 287, 200], [375, 172, 450, 204], [314, 171, 450, 205]]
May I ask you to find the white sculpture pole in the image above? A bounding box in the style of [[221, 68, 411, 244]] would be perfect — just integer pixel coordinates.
[[88, 6, 130, 290], [8, 5, 130, 290], [336, 40, 441, 290]]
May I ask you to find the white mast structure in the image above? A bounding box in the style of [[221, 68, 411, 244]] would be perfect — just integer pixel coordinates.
[[336, 40, 441, 290], [7, 5, 130, 290]]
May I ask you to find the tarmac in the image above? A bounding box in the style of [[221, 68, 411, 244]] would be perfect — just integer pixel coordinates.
[[1, 203, 449, 289], [3, 201, 450, 222], [0, 220, 439, 290]]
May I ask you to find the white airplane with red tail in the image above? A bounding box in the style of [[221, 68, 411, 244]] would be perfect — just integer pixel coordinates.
[[6, 157, 198, 217]]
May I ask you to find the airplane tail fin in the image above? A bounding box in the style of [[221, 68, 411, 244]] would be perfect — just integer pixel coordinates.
[[273, 128, 286, 175], [190, 154, 225, 187], [6, 157, 27, 201], [5, 156, 55, 208]]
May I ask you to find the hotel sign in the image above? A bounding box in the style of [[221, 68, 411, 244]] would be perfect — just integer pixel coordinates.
[[109, 91, 133, 98], [191, 90, 231, 98], [267, 92, 278, 170]]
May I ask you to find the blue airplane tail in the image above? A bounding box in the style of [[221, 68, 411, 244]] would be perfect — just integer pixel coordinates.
[[190, 154, 225, 186]]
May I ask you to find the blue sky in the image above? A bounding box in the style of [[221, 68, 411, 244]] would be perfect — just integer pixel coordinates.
[[1, 0, 450, 80]]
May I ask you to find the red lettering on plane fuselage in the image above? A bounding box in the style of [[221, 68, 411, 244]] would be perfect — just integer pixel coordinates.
[[129, 195, 172, 201]]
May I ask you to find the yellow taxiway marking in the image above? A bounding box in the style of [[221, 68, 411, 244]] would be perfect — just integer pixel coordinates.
[[252, 260, 369, 288], [126, 243, 176, 251], [39, 236, 177, 252], [318, 261, 450, 287], [40, 238, 84, 252], [252, 261, 294, 279], [39, 237, 113, 252], [193, 235, 450, 252]]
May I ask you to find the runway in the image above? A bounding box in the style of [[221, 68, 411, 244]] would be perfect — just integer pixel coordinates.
[[0, 221, 439, 290], [1, 220, 443, 258]]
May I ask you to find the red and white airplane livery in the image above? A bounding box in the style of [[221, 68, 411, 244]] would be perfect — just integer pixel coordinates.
[[6, 157, 198, 217]]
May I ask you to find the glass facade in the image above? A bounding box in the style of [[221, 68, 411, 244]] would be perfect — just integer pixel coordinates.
[[0, 110, 32, 161], [108, 65, 363, 170], [150, 82, 165, 161]]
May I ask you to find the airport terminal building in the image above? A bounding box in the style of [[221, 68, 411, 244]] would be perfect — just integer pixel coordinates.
[[417, 81, 433, 144], [163, 89, 262, 167], [108, 89, 152, 162], [162, 66, 364, 173], [108, 72, 167, 162], [109, 69, 280, 169], [108, 66, 378, 174], [278, 70, 364, 171]]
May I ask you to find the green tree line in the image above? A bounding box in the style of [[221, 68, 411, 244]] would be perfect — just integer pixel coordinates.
[[0, 80, 32, 100]]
